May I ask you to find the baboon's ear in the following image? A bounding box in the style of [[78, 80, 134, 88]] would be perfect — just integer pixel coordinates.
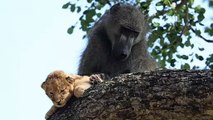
[[110, 3, 120, 14], [65, 76, 74, 84], [41, 82, 46, 90]]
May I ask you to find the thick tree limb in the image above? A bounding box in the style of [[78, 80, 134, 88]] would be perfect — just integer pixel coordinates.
[[48, 70, 213, 120]]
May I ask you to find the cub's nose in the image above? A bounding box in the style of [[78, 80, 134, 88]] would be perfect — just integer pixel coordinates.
[[56, 100, 62, 105]]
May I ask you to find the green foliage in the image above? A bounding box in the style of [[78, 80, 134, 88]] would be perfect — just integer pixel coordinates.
[[181, 63, 190, 70], [63, 0, 213, 70], [205, 23, 213, 36], [209, 1, 213, 7], [206, 54, 213, 69]]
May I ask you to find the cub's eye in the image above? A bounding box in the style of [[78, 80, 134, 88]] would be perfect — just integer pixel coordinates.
[[49, 92, 53, 95], [61, 88, 66, 93], [66, 76, 73, 80]]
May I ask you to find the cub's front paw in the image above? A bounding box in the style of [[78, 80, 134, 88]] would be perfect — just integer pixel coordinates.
[[89, 74, 104, 84]]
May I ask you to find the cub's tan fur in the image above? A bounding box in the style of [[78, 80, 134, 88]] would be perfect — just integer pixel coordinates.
[[41, 70, 102, 119]]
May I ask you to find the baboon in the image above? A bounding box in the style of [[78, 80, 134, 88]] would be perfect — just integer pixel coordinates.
[[78, 3, 157, 77]]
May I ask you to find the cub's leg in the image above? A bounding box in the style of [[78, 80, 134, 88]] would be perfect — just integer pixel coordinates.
[[45, 106, 58, 119], [74, 74, 104, 98], [74, 86, 90, 98], [73, 76, 91, 98]]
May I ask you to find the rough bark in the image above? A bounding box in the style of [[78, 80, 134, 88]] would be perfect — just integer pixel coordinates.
[[48, 70, 213, 120]]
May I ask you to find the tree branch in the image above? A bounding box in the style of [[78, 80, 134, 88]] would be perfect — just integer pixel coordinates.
[[47, 70, 213, 120], [190, 26, 213, 43]]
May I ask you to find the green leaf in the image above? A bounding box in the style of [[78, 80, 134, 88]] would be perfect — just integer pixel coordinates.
[[194, 6, 205, 14], [62, 2, 70, 9], [67, 26, 75, 34], [194, 29, 201, 35], [191, 44, 194, 49], [163, 0, 170, 5], [153, 22, 160, 27], [209, 1, 213, 7], [198, 14, 205, 22], [167, 9, 175, 16], [80, 19, 90, 32], [195, 54, 204, 61], [77, 7, 81, 13], [185, 39, 191, 47], [170, 59, 176, 67], [84, 9, 96, 23], [198, 47, 204, 51], [98, 0, 108, 5], [176, 54, 181, 59], [151, 49, 157, 57], [140, 2, 148, 8], [207, 54, 213, 62], [209, 65, 213, 69], [97, 13, 102, 17], [194, 6, 205, 22], [189, 0, 194, 5], [181, 55, 189, 60], [156, 1, 163, 6], [87, 10, 96, 17], [181, 63, 190, 70], [87, 0, 92, 3], [96, 4, 103, 10], [180, 43, 184, 48], [206, 54, 213, 69], [71, 4, 75, 12], [205, 23, 213, 36]]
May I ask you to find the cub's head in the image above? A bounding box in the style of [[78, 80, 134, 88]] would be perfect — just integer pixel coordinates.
[[41, 70, 78, 107]]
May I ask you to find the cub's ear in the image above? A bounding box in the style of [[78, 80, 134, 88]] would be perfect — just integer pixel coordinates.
[[41, 81, 46, 90], [65, 76, 74, 84]]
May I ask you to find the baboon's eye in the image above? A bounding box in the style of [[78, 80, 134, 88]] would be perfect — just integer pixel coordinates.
[[132, 31, 139, 38], [120, 26, 130, 34], [120, 26, 139, 37]]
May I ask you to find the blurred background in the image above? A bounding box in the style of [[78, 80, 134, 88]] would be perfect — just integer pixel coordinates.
[[0, 0, 212, 120], [0, 0, 85, 120]]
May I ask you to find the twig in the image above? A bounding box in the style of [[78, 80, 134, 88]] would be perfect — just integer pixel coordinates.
[[190, 26, 213, 43]]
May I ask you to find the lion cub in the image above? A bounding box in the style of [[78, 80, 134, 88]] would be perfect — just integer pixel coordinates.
[[41, 70, 103, 119]]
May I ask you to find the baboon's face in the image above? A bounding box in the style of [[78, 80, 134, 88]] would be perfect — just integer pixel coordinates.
[[105, 4, 142, 61], [108, 24, 139, 61]]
